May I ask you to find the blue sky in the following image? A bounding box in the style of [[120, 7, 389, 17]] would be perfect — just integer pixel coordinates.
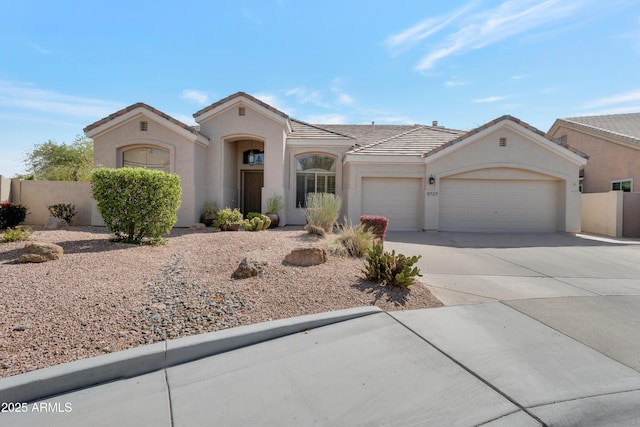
[[1, 0, 639, 177]]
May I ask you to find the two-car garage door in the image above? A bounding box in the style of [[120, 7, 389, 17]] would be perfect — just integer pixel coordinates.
[[361, 176, 560, 232], [438, 179, 558, 232]]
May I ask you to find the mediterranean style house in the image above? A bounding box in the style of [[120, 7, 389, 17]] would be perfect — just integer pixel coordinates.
[[84, 92, 587, 232], [549, 113, 640, 194]]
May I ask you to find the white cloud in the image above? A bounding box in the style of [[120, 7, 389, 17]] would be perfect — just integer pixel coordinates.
[[0, 80, 122, 118], [473, 96, 508, 103], [583, 89, 640, 108], [171, 113, 197, 126], [303, 114, 346, 124], [181, 89, 209, 105], [285, 86, 326, 106], [385, 2, 476, 55], [411, 0, 584, 71], [337, 93, 353, 105], [445, 80, 470, 87], [25, 41, 50, 55], [253, 92, 291, 114]]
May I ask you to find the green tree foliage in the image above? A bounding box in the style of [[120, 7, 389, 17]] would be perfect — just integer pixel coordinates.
[[23, 135, 93, 181], [91, 168, 182, 244]]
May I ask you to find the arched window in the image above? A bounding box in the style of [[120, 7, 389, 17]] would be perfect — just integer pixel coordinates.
[[122, 147, 170, 172], [295, 154, 336, 207]]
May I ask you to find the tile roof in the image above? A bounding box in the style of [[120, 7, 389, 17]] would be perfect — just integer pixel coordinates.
[[83, 102, 204, 137], [193, 91, 290, 120], [557, 113, 640, 144], [321, 124, 425, 146], [347, 125, 465, 155], [289, 119, 355, 139], [425, 115, 589, 159]]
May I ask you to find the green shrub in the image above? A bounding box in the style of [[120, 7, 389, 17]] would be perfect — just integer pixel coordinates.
[[48, 203, 77, 224], [361, 243, 422, 287], [330, 219, 375, 257], [0, 202, 27, 229], [1, 226, 33, 243], [213, 208, 244, 229], [91, 167, 182, 244], [243, 214, 271, 231], [305, 193, 342, 235]]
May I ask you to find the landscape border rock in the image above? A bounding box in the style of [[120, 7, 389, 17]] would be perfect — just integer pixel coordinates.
[[18, 242, 64, 263], [233, 257, 268, 279], [44, 218, 69, 230], [284, 248, 327, 267]]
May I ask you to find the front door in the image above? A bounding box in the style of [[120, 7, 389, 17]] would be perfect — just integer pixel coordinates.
[[243, 170, 264, 215]]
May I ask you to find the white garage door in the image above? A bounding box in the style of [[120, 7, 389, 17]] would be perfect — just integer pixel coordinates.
[[439, 179, 558, 232], [362, 178, 420, 230]]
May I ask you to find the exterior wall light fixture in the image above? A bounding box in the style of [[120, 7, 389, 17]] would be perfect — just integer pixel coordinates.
[[428, 175, 436, 185]]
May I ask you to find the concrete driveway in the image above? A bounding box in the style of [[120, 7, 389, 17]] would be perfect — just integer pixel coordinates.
[[385, 231, 640, 305]]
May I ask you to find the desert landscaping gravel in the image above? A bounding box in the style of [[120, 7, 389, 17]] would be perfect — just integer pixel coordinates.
[[0, 226, 441, 378]]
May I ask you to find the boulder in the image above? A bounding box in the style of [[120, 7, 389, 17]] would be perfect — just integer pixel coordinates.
[[284, 248, 327, 266], [190, 223, 206, 230], [18, 242, 64, 263], [233, 257, 268, 279], [44, 217, 68, 230]]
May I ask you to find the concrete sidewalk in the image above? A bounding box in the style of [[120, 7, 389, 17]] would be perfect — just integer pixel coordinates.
[[2, 301, 640, 426]]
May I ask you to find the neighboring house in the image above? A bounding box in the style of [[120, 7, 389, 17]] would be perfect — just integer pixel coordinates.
[[548, 113, 640, 193], [84, 91, 587, 232]]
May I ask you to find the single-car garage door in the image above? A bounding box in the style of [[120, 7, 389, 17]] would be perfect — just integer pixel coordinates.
[[362, 178, 420, 230], [439, 179, 558, 232]]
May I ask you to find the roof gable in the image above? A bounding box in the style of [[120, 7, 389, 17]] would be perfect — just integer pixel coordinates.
[[425, 115, 588, 164], [84, 103, 209, 145], [193, 92, 290, 127], [550, 113, 640, 145]]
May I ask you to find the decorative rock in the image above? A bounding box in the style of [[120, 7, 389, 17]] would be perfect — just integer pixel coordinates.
[[190, 223, 206, 230], [233, 257, 268, 279], [18, 241, 64, 263], [284, 248, 327, 266], [44, 217, 69, 230]]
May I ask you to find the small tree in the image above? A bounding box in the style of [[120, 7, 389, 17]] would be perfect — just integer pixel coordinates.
[[91, 168, 182, 244], [23, 135, 93, 181]]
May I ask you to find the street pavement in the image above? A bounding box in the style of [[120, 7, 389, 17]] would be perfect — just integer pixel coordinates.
[[2, 232, 640, 426]]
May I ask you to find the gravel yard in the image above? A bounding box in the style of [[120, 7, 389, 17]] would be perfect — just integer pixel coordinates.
[[0, 226, 441, 378]]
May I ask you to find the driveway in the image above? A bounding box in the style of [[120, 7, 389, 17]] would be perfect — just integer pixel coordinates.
[[385, 231, 640, 305]]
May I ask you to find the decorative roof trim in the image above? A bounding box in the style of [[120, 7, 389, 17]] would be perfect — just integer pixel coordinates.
[[424, 115, 589, 160], [193, 91, 290, 120]]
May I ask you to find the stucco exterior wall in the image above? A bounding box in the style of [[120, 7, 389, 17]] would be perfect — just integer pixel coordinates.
[[550, 125, 640, 193], [91, 113, 201, 227], [0, 175, 10, 202], [197, 103, 288, 222], [14, 180, 92, 226], [424, 126, 583, 232], [581, 191, 623, 237]]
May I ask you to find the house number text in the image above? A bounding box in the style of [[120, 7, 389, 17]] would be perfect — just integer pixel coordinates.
[[427, 191, 438, 196]]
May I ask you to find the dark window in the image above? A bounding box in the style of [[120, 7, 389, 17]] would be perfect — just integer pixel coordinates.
[[243, 149, 264, 165]]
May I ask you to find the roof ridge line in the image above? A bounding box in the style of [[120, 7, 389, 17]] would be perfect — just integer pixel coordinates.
[[290, 118, 355, 139]]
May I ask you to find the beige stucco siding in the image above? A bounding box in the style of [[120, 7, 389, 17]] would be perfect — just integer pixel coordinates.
[[550, 125, 640, 193], [91, 112, 202, 227]]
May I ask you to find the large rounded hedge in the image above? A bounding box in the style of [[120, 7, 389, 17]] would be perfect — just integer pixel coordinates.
[[91, 167, 182, 244]]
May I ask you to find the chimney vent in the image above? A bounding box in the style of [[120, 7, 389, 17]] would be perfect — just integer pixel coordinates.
[[371, 121, 375, 132], [432, 120, 438, 127]]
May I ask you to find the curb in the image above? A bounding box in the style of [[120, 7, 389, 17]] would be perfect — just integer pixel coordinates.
[[0, 306, 382, 404]]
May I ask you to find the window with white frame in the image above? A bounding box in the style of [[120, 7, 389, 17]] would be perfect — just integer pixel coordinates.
[[122, 147, 170, 172], [611, 179, 632, 192], [295, 154, 336, 207]]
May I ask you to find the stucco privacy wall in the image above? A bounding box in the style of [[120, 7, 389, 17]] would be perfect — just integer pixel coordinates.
[[10, 180, 92, 226], [581, 191, 623, 237], [89, 110, 204, 227], [424, 124, 583, 232], [550, 124, 640, 193], [0, 175, 10, 202]]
